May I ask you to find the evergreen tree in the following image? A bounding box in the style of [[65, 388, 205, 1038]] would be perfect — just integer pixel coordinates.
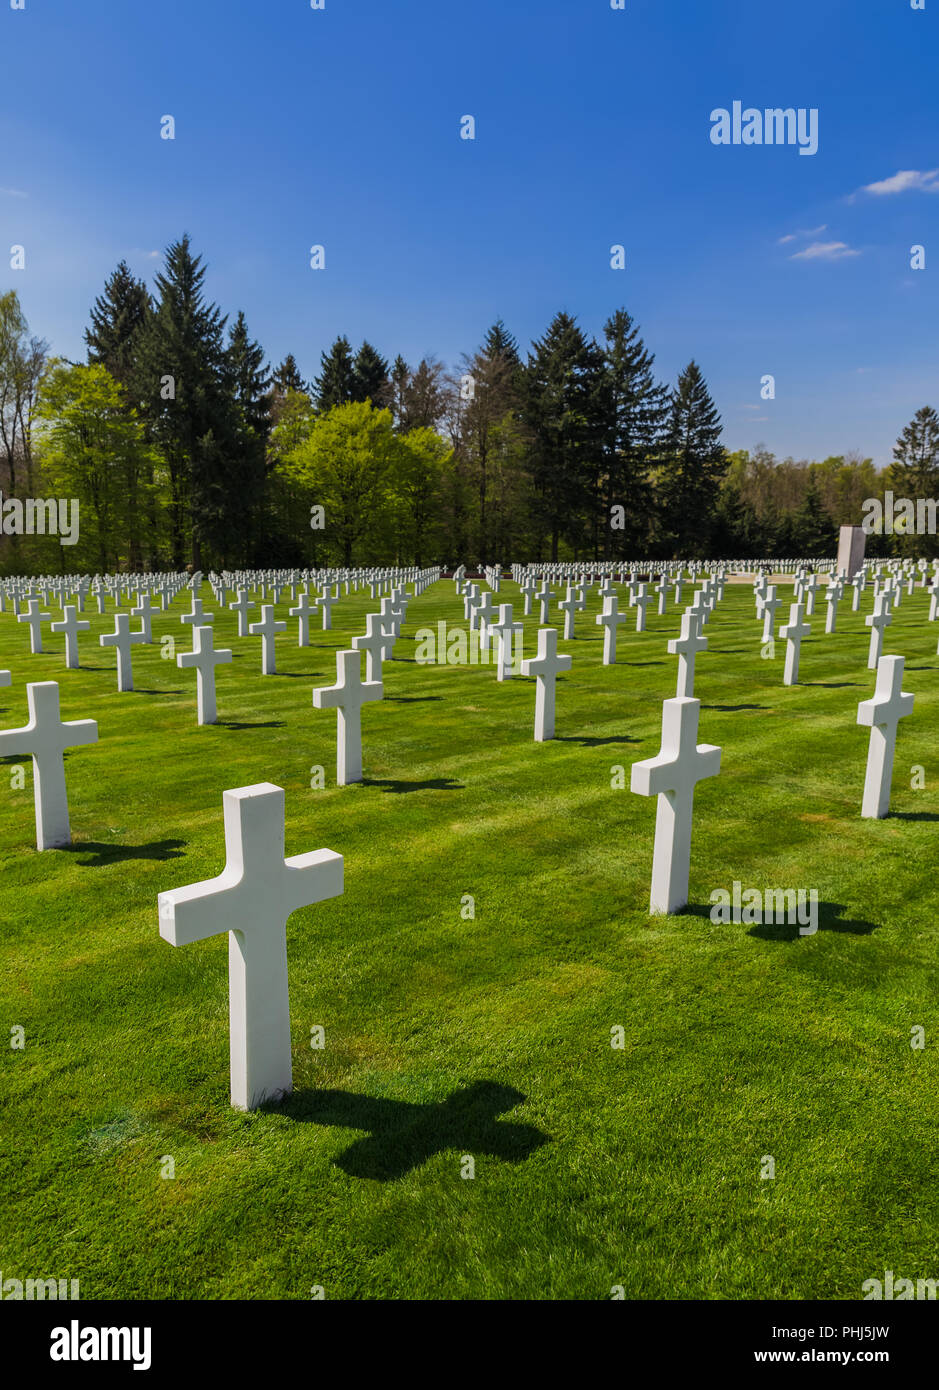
[[351, 340, 390, 408], [84, 261, 151, 399], [271, 353, 307, 397], [389, 355, 411, 432], [657, 361, 727, 557], [313, 336, 356, 411], [523, 312, 605, 560], [225, 311, 272, 563], [600, 309, 669, 558], [137, 234, 237, 567], [397, 357, 447, 431], [454, 320, 524, 564], [790, 474, 836, 556]]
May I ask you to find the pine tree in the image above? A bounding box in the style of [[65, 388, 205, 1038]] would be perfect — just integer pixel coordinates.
[[455, 320, 524, 564], [389, 355, 411, 432], [600, 309, 669, 558], [790, 474, 836, 556], [226, 311, 272, 563], [313, 336, 355, 411], [272, 354, 307, 397], [657, 361, 727, 558], [84, 260, 151, 399], [886, 407, 939, 557], [351, 340, 390, 408], [522, 312, 605, 560], [137, 234, 236, 567]]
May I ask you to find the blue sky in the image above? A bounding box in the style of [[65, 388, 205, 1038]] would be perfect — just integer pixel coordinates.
[[1, 0, 936, 465]]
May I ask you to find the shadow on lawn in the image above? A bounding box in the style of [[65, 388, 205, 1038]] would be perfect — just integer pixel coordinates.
[[384, 696, 444, 704], [215, 720, 285, 730], [62, 838, 187, 866], [802, 682, 859, 689], [556, 734, 638, 747], [280, 1080, 548, 1180], [702, 704, 766, 712], [684, 899, 878, 938], [361, 776, 464, 793], [890, 811, 939, 822]]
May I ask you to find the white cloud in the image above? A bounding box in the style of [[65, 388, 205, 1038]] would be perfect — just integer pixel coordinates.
[[777, 224, 827, 245], [859, 168, 939, 196], [0, 186, 28, 199], [790, 240, 861, 261]]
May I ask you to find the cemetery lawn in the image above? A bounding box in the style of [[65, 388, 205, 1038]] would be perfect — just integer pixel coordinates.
[[1, 579, 937, 1301]]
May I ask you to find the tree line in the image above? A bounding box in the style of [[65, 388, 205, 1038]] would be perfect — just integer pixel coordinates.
[[1, 234, 936, 573]]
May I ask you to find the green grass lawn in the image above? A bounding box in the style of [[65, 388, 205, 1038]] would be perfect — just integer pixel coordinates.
[[1, 574, 937, 1300]]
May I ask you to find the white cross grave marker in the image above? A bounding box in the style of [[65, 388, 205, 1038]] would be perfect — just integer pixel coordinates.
[[856, 654, 913, 819], [249, 605, 287, 675], [668, 610, 708, 698], [780, 601, 810, 686], [865, 593, 892, 671], [631, 697, 720, 914], [158, 783, 343, 1110], [177, 625, 233, 725], [100, 613, 146, 692], [312, 650, 383, 785], [521, 627, 571, 740], [230, 589, 256, 637], [50, 605, 90, 670], [0, 682, 98, 849], [17, 598, 50, 654], [596, 594, 626, 665]]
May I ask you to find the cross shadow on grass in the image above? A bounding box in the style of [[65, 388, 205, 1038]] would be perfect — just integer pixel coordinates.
[[683, 899, 877, 938], [702, 704, 766, 712], [889, 811, 939, 822], [555, 734, 639, 746], [62, 838, 187, 866], [802, 682, 860, 688], [384, 696, 444, 704], [215, 720, 285, 730], [279, 1081, 548, 1181], [132, 689, 183, 696], [361, 776, 464, 793], [628, 660, 665, 667]]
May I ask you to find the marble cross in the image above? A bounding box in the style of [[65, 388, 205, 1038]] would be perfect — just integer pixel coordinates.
[[312, 650, 383, 785], [181, 595, 213, 627], [230, 589, 256, 637], [780, 601, 810, 686], [631, 697, 721, 914], [158, 783, 343, 1110], [668, 611, 708, 698], [634, 582, 654, 632], [521, 627, 571, 741], [537, 585, 554, 625], [289, 591, 313, 647], [0, 681, 98, 849], [316, 588, 335, 631], [177, 626, 233, 725], [596, 594, 626, 665], [558, 588, 577, 641], [824, 578, 844, 634], [857, 655, 913, 819], [352, 613, 393, 683], [865, 593, 892, 671], [51, 605, 90, 669], [491, 604, 523, 680], [17, 597, 50, 654], [132, 592, 157, 642], [100, 613, 146, 692], [760, 585, 780, 643], [249, 605, 287, 675]]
